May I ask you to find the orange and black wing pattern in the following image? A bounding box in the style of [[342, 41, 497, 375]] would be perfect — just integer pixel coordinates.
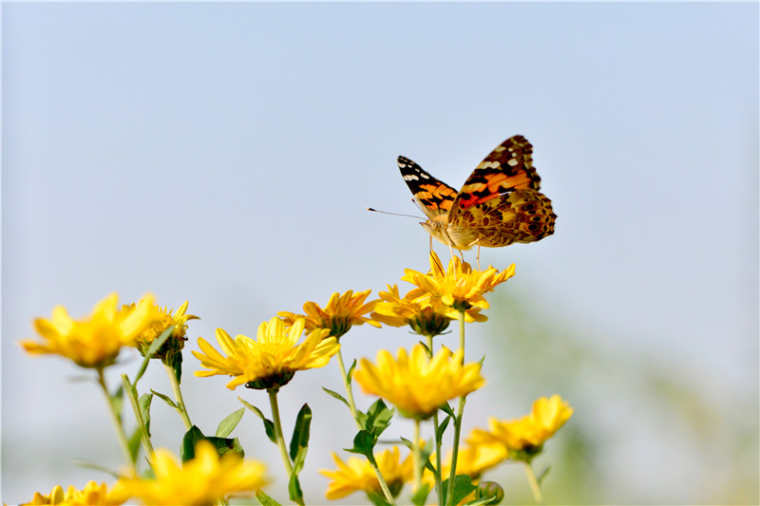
[[397, 155, 458, 221], [448, 135, 556, 247]]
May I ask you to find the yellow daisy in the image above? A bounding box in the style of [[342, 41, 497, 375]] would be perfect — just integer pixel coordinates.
[[193, 317, 339, 390], [319, 446, 414, 500], [124, 300, 199, 360], [115, 440, 269, 505], [278, 289, 381, 339], [402, 251, 515, 314], [353, 344, 485, 419], [468, 395, 573, 454], [370, 284, 453, 337], [20, 481, 126, 506], [20, 293, 155, 368]]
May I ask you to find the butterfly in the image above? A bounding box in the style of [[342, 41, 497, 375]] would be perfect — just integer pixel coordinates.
[[398, 135, 556, 252]]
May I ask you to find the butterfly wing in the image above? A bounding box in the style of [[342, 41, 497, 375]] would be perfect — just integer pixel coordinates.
[[397, 155, 458, 221], [448, 135, 555, 248]]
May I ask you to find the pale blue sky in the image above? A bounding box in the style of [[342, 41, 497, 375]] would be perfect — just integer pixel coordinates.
[[3, 3, 757, 503]]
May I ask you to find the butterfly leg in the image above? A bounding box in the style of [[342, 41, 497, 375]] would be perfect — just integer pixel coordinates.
[[476, 245, 481, 270], [459, 248, 465, 262]]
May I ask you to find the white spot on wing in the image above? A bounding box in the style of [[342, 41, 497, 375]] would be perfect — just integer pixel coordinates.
[[403, 174, 419, 181], [507, 158, 519, 167]]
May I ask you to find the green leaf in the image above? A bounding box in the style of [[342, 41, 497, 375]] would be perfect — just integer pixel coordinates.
[[322, 387, 350, 408], [537, 465, 551, 486], [441, 475, 477, 506], [239, 397, 276, 443], [150, 389, 178, 410], [216, 408, 245, 437], [289, 404, 312, 467], [436, 415, 451, 442], [139, 392, 153, 438], [205, 436, 245, 459], [256, 490, 282, 506], [363, 399, 394, 437], [345, 429, 376, 461], [288, 473, 303, 504], [440, 402, 455, 418], [133, 326, 174, 384], [411, 483, 431, 506], [127, 427, 142, 461], [366, 490, 392, 506], [346, 359, 357, 385], [181, 425, 205, 462], [109, 385, 124, 424], [72, 460, 121, 479], [399, 436, 413, 450]]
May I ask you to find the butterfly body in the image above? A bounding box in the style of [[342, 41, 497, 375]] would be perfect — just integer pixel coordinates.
[[399, 135, 556, 251]]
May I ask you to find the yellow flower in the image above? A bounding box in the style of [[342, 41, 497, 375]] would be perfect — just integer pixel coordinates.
[[371, 284, 453, 337], [20, 481, 126, 505], [193, 317, 339, 390], [402, 251, 515, 314], [468, 395, 573, 455], [319, 446, 414, 500], [422, 443, 507, 491], [115, 440, 269, 505], [20, 293, 155, 368], [278, 289, 381, 339], [353, 344, 485, 418], [130, 300, 199, 359]]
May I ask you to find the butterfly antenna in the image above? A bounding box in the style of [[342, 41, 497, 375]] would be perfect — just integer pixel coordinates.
[[367, 208, 423, 219]]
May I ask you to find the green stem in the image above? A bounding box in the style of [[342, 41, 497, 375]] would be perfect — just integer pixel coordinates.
[[164, 363, 192, 429], [95, 368, 135, 473], [121, 374, 154, 463], [524, 462, 543, 503], [446, 311, 467, 506], [413, 418, 422, 492], [336, 348, 395, 504], [426, 335, 444, 506], [268, 389, 304, 506]]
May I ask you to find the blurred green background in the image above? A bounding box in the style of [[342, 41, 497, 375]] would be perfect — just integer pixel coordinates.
[[3, 3, 757, 504]]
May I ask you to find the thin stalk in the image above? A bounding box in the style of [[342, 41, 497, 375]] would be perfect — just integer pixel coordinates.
[[95, 368, 135, 473], [524, 462, 543, 503], [413, 418, 422, 492], [426, 335, 444, 506], [164, 362, 192, 429], [445, 311, 467, 505], [336, 348, 395, 504], [267, 389, 304, 506], [121, 374, 154, 463]]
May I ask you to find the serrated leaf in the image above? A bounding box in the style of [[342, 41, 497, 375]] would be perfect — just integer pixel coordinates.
[[216, 408, 245, 437], [346, 359, 357, 385], [150, 389, 178, 410], [322, 387, 350, 408], [289, 404, 312, 467], [411, 483, 431, 506], [239, 397, 276, 443], [256, 490, 282, 506]]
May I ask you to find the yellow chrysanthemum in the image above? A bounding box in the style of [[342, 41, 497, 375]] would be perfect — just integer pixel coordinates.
[[370, 284, 453, 337], [278, 289, 381, 339], [353, 344, 485, 418], [115, 440, 269, 505], [20, 293, 156, 368], [193, 317, 339, 390], [130, 300, 199, 358], [402, 251, 515, 314], [20, 481, 126, 506], [319, 446, 414, 500], [422, 442, 507, 491], [468, 395, 573, 454]]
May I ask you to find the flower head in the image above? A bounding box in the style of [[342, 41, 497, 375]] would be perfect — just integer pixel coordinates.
[[20, 481, 126, 505], [319, 447, 413, 500], [468, 395, 573, 458], [20, 293, 156, 368], [129, 300, 199, 360], [402, 251, 515, 314], [353, 344, 485, 419], [193, 317, 339, 390], [278, 289, 381, 339], [371, 284, 453, 337], [115, 440, 269, 505]]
